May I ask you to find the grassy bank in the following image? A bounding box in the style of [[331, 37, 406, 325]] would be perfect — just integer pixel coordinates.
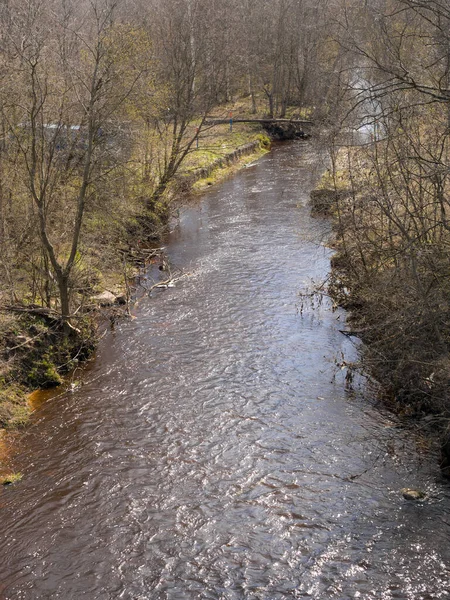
[[0, 105, 270, 444], [0, 311, 96, 429]]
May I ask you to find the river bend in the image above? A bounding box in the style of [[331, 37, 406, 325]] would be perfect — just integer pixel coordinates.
[[1, 142, 449, 599]]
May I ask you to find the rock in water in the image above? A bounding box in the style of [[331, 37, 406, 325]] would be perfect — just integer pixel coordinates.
[[92, 291, 116, 306], [401, 488, 427, 501]]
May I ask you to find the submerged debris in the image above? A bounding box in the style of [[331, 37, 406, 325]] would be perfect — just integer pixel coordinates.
[[401, 488, 427, 501]]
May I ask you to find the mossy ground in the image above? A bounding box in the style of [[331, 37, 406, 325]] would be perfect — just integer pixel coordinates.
[[181, 125, 268, 173], [191, 146, 269, 192], [0, 311, 96, 432], [1, 472, 22, 486]]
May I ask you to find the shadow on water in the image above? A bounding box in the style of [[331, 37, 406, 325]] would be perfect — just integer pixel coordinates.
[[1, 142, 449, 600]]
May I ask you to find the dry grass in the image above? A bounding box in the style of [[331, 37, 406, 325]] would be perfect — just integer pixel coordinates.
[[322, 142, 450, 425]]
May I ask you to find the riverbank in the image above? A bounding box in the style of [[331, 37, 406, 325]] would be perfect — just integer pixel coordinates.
[[2, 140, 449, 600], [312, 143, 450, 476], [0, 113, 270, 444]]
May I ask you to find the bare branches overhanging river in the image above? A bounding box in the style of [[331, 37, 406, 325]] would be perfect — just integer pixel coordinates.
[[1, 143, 449, 599]]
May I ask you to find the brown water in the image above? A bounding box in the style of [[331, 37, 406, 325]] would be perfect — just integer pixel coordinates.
[[1, 143, 450, 599]]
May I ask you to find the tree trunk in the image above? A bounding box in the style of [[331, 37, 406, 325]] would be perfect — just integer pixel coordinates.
[[264, 88, 274, 118], [57, 273, 72, 334]]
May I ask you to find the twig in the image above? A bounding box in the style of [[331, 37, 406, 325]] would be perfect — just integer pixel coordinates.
[[5, 330, 46, 352], [147, 272, 190, 294]]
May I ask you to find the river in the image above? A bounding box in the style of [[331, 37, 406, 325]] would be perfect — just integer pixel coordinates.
[[1, 142, 449, 599]]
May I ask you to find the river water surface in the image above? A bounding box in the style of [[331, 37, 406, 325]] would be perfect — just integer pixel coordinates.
[[1, 142, 450, 599]]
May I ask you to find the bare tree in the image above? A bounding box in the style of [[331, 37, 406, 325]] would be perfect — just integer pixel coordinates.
[[327, 0, 450, 441], [0, 0, 147, 332]]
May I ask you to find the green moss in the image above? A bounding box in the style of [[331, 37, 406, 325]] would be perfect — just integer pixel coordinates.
[[257, 133, 271, 149], [0, 385, 31, 429], [1, 314, 97, 430], [191, 147, 268, 192], [1, 472, 23, 485], [26, 356, 63, 388], [4, 314, 96, 395], [6, 403, 31, 428]]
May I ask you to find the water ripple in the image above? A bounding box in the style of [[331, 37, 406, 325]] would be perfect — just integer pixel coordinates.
[[1, 142, 449, 600]]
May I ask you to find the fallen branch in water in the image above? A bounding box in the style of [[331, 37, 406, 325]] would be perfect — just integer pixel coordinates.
[[339, 329, 365, 338], [146, 272, 191, 294]]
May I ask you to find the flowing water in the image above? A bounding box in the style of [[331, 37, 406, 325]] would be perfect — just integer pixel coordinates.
[[1, 143, 449, 600]]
